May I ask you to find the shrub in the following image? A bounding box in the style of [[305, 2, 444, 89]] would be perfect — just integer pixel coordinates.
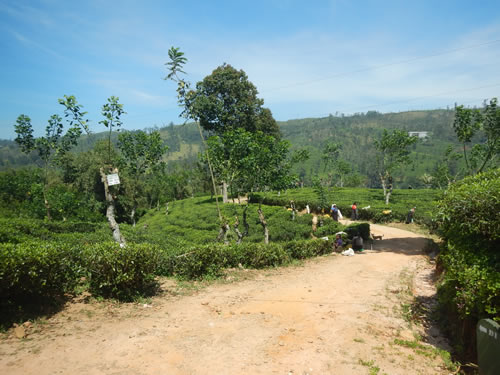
[[167, 244, 231, 280], [0, 241, 81, 311], [0, 218, 103, 244], [160, 238, 336, 280], [434, 169, 500, 360], [345, 223, 371, 240], [82, 242, 160, 301], [166, 242, 292, 279], [283, 239, 331, 259], [237, 243, 290, 268], [315, 218, 344, 238], [436, 168, 500, 252]]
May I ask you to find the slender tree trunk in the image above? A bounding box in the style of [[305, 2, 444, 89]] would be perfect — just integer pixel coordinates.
[[379, 172, 387, 199], [42, 186, 52, 221], [379, 172, 393, 204], [234, 216, 243, 244], [165, 202, 169, 215], [130, 206, 136, 227], [462, 143, 470, 174], [222, 181, 228, 203], [242, 205, 249, 237], [385, 189, 392, 205], [477, 150, 493, 173], [42, 163, 52, 221], [258, 207, 269, 245], [195, 122, 222, 222], [230, 183, 235, 204], [100, 168, 126, 246], [216, 219, 230, 245], [290, 200, 296, 221]]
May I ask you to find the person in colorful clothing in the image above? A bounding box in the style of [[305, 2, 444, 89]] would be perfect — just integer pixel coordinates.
[[334, 234, 343, 251], [406, 206, 416, 224], [331, 204, 339, 221], [351, 202, 358, 220]]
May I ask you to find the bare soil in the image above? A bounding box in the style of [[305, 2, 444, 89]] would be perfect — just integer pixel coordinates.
[[0, 224, 453, 374]]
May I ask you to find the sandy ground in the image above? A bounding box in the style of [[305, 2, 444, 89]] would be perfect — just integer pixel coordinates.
[[0, 224, 453, 375]]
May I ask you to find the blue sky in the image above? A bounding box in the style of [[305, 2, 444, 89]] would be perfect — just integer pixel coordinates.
[[1, 0, 499, 139]]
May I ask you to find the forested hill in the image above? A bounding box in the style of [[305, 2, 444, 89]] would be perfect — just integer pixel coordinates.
[[0, 109, 460, 187], [280, 109, 459, 187]]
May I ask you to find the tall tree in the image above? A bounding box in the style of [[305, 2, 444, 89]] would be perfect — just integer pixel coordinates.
[[374, 129, 418, 204], [117, 130, 167, 226], [14, 95, 89, 220], [165, 49, 280, 202], [188, 63, 281, 139], [99, 96, 126, 164], [165, 47, 223, 217], [453, 98, 500, 175], [98, 96, 126, 245]]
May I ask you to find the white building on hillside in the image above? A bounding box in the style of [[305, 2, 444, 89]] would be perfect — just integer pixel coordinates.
[[408, 131, 429, 139]]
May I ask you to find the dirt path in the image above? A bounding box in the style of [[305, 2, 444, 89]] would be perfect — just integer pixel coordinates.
[[0, 224, 452, 375]]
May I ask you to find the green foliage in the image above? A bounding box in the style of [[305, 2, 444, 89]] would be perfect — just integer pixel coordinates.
[[82, 242, 160, 301], [345, 223, 371, 240], [453, 98, 499, 175], [0, 218, 107, 245], [13, 96, 90, 220], [374, 129, 418, 203], [167, 242, 291, 279], [249, 187, 439, 224], [436, 168, 500, 250], [0, 241, 81, 312], [99, 96, 126, 164], [164, 47, 187, 80], [186, 62, 280, 138], [117, 130, 168, 223], [282, 239, 331, 259], [438, 246, 499, 321], [314, 217, 344, 237], [118, 130, 167, 176], [312, 177, 328, 211], [435, 168, 500, 359]]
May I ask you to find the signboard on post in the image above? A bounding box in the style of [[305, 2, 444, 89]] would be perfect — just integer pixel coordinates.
[[477, 319, 500, 375], [106, 173, 120, 186]]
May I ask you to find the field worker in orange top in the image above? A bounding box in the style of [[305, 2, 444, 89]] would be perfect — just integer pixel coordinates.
[[351, 202, 358, 220]]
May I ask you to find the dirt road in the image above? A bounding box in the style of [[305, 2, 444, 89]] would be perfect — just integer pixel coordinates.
[[0, 224, 452, 374]]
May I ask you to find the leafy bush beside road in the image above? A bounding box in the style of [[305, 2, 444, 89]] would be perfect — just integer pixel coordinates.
[[435, 169, 500, 359]]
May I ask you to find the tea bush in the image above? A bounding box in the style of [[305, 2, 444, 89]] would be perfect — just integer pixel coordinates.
[[0, 218, 104, 244], [345, 223, 371, 240], [283, 239, 331, 259], [159, 238, 336, 280], [314, 218, 345, 238], [162, 242, 291, 279], [0, 241, 81, 310], [82, 242, 161, 301], [249, 187, 440, 224], [435, 169, 500, 360]]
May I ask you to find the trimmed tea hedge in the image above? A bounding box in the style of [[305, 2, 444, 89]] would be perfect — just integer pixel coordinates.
[[82, 242, 161, 301], [435, 169, 500, 360], [0, 241, 81, 308], [249, 187, 440, 224]]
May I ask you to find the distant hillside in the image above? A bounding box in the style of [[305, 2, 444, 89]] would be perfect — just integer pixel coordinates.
[[279, 109, 460, 187], [0, 109, 465, 187]]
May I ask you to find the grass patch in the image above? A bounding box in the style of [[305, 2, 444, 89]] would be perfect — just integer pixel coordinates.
[[358, 359, 381, 374], [393, 339, 459, 372]]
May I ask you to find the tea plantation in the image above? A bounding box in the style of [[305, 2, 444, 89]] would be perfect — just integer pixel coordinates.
[[0, 186, 454, 330]]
